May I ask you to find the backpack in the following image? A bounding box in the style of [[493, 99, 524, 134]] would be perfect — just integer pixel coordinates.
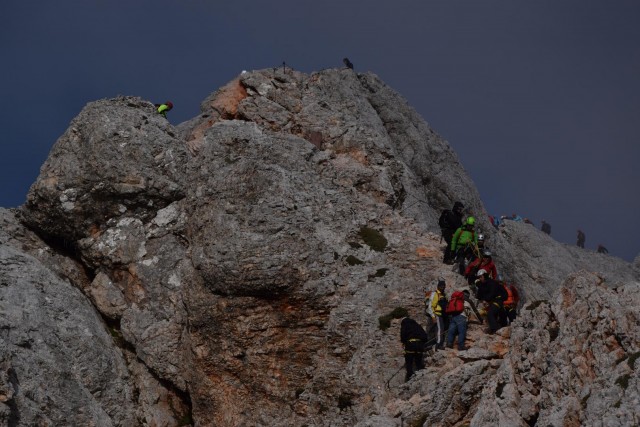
[[496, 283, 508, 303], [445, 291, 465, 315], [503, 283, 519, 307], [424, 290, 434, 315]]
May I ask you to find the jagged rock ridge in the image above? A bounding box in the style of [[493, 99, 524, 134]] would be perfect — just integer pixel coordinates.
[[0, 68, 638, 426]]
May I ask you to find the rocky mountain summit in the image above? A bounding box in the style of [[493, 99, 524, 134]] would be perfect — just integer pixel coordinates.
[[1, 68, 638, 426]]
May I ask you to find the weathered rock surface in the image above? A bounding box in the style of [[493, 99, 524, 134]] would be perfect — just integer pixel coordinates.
[[1, 67, 637, 426], [472, 272, 639, 427], [492, 220, 638, 301], [0, 211, 135, 426], [21, 96, 187, 242]]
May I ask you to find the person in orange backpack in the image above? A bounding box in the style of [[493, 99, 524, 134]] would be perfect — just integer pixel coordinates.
[[476, 269, 507, 334], [501, 280, 520, 324]]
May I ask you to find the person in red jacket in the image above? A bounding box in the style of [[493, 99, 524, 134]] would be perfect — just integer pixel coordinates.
[[464, 250, 498, 285]]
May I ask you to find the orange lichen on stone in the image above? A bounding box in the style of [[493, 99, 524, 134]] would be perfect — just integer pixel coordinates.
[[187, 78, 249, 152], [348, 149, 369, 165], [416, 247, 440, 258], [208, 78, 248, 118]]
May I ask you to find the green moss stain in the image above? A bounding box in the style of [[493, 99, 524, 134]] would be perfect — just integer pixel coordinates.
[[580, 392, 591, 408], [496, 381, 506, 398], [615, 374, 630, 390], [346, 255, 364, 266], [374, 268, 388, 277], [378, 307, 408, 331], [368, 268, 389, 281], [409, 414, 428, 427], [627, 351, 640, 369], [359, 227, 388, 252], [337, 394, 353, 410]]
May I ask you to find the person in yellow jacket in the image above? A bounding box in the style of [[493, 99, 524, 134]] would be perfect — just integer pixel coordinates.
[[425, 278, 448, 350], [157, 101, 173, 118]]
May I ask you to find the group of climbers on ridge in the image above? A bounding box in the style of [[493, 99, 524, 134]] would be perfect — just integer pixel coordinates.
[[490, 213, 608, 254], [400, 200, 521, 382]]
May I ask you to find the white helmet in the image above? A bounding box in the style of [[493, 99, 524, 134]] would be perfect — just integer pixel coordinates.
[[477, 269, 488, 277]]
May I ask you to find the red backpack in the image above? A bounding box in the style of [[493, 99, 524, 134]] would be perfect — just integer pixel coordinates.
[[445, 291, 465, 315]]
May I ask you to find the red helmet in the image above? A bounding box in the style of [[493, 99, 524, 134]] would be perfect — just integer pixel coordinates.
[[166, 101, 173, 109]]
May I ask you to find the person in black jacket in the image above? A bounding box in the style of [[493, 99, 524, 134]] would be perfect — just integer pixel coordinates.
[[577, 229, 586, 248], [400, 317, 431, 381], [439, 201, 464, 264], [541, 220, 551, 235], [475, 269, 507, 334]]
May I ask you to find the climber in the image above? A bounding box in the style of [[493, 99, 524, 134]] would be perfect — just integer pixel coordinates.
[[439, 201, 465, 264], [541, 220, 551, 235], [501, 280, 520, 324], [475, 269, 507, 334], [476, 233, 486, 251], [467, 233, 487, 264], [597, 244, 608, 254], [425, 278, 448, 350], [445, 290, 482, 351], [464, 250, 498, 285], [577, 229, 586, 248], [343, 57, 354, 69], [400, 317, 430, 381], [450, 216, 478, 275], [157, 101, 173, 118]]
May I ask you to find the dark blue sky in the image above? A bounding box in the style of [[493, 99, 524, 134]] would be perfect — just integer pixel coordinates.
[[2, 1, 639, 261]]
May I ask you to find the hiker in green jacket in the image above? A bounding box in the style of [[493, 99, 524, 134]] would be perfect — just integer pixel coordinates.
[[157, 101, 173, 118], [451, 216, 478, 275]]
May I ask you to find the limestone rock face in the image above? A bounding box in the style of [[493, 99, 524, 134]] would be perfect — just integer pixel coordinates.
[[492, 220, 638, 300], [3, 68, 639, 426], [472, 272, 639, 427], [0, 210, 135, 426], [22, 96, 187, 242]]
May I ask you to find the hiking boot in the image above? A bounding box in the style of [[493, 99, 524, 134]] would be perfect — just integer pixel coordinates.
[[446, 342, 454, 349], [458, 346, 467, 351]]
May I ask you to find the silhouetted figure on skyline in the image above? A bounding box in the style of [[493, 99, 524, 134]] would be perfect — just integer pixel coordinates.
[[597, 244, 608, 254], [343, 57, 354, 69], [541, 220, 551, 235], [577, 229, 585, 248]]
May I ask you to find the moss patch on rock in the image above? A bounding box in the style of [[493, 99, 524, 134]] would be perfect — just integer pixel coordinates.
[[378, 306, 408, 330], [359, 227, 388, 252], [346, 255, 364, 266]]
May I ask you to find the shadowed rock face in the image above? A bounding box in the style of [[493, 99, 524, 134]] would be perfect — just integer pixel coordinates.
[[2, 68, 638, 426]]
